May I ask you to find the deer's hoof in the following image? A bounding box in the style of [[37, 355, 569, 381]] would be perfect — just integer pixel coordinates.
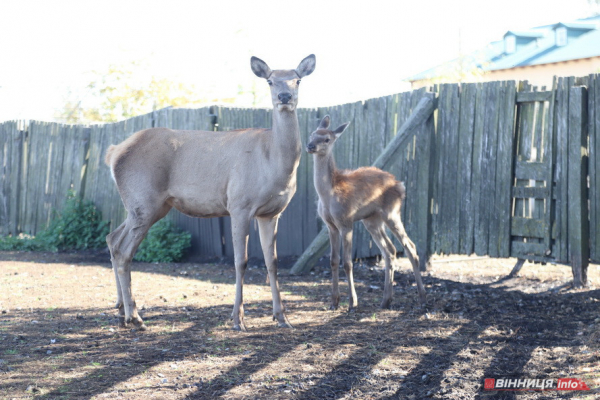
[[131, 317, 146, 330], [232, 322, 247, 332], [276, 319, 294, 329], [380, 299, 392, 309]]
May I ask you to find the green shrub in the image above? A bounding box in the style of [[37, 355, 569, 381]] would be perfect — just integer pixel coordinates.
[[133, 219, 191, 263], [0, 233, 48, 251], [0, 190, 110, 252]]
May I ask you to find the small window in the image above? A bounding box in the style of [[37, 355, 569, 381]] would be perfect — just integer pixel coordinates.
[[556, 27, 567, 46], [505, 35, 516, 54]]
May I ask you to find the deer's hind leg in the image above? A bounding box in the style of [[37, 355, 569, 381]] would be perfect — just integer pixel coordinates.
[[363, 216, 396, 309], [107, 221, 127, 311], [384, 213, 426, 305], [107, 199, 171, 330]]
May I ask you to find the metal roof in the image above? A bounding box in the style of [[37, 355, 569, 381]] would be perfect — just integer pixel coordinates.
[[407, 15, 600, 82]]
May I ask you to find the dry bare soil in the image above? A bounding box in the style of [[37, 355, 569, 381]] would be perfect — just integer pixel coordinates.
[[0, 250, 599, 399]]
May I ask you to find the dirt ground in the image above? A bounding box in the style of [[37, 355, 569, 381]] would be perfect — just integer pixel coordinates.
[[0, 250, 599, 400]]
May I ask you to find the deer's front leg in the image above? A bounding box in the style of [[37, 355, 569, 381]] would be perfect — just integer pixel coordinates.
[[230, 213, 250, 331], [257, 216, 293, 329], [341, 228, 358, 311], [326, 224, 342, 310]]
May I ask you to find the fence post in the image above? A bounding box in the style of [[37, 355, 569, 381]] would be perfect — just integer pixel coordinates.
[[568, 86, 589, 287]]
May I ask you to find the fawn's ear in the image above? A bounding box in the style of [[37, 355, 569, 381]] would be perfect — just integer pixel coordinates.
[[318, 115, 330, 129], [251, 56, 272, 79], [333, 122, 350, 139], [296, 54, 316, 78]]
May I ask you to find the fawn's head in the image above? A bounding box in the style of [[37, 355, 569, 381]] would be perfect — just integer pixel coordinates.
[[306, 115, 350, 156], [251, 54, 316, 112]]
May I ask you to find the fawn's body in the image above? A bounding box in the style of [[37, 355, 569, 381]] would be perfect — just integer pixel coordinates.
[[306, 116, 426, 309]]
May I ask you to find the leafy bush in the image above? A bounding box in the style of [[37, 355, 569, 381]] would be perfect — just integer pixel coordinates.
[[0, 191, 110, 252], [0, 233, 48, 251], [134, 219, 191, 263]]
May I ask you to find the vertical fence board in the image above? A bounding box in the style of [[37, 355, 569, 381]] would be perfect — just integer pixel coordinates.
[[568, 86, 589, 285], [495, 81, 517, 257], [456, 83, 478, 254], [437, 84, 461, 254], [471, 83, 488, 255], [554, 77, 574, 263], [0, 122, 25, 235], [589, 74, 600, 262]]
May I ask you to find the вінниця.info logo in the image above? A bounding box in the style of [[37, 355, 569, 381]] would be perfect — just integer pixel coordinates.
[[484, 377, 590, 391]]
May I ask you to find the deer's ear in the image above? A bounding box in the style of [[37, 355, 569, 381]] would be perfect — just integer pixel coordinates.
[[318, 115, 330, 129], [296, 54, 316, 78], [333, 122, 350, 139], [251, 56, 272, 79]]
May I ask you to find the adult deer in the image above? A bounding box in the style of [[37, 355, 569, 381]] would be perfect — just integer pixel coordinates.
[[306, 116, 426, 310], [105, 55, 316, 331]]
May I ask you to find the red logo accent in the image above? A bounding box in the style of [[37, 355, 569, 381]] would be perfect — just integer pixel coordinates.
[[484, 379, 495, 389], [557, 378, 590, 391]]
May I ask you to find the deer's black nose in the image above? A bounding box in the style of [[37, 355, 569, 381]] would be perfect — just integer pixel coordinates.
[[278, 92, 292, 104], [306, 143, 316, 152]]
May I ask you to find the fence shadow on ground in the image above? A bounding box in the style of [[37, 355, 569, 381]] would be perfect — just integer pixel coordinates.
[[1, 256, 596, 399]]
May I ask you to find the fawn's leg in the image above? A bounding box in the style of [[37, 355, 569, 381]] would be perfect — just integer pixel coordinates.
[[326, 223, 342, 310], [341, 227, 358, 310], [386, 215, 426, 305], [363, 217, 396, 309]]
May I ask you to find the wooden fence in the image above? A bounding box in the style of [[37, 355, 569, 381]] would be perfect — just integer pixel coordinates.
[[1, 75, 599, 283]]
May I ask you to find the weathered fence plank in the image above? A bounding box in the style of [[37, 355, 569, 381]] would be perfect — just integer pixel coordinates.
[[567, 86, 589, 286], [554, 77, 575, 263], [494, 81, 517, 258], [588, 74, 600, 262], [457, 83, 478, 255], [436, 84, 461, 255], [0, 122, 25, 235]]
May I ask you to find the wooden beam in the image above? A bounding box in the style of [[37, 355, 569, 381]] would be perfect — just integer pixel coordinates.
[[516, 90, 553, 103], [290, 94, 437, 275]]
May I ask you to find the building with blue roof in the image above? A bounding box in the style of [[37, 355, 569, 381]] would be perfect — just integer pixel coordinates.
[[407, 16, 600, 89]]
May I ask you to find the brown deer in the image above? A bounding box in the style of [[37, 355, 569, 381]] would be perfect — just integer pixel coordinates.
[[306, 115, 426, 310], [104, 55, 316, 332]]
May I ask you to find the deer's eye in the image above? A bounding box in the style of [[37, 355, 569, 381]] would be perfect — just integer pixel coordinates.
[[267, 80, 273, 86], [325, 138, 330, 143], [297, 79, 301, 85]]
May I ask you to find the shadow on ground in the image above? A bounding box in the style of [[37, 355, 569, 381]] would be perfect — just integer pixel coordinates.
[[0, 251, 598, 399]]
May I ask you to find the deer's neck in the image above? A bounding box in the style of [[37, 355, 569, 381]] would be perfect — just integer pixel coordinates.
[[271, 109, 301, 173], [313, 152, 338, 202]]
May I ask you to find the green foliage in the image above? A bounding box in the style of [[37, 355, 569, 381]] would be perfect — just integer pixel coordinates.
[[0, 233, 48, 252], [134, 219, 191, 263], [0, 191, 109, 252]]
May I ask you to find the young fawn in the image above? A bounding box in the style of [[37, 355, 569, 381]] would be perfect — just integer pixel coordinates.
[[306, 116, 426, 310]]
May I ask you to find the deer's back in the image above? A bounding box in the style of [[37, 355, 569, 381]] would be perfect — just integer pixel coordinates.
[[326, 167, 405, 222]]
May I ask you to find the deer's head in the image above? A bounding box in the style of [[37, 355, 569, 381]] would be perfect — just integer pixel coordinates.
[[251, 54, 316, 112], [306, 115, 350, 156]]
